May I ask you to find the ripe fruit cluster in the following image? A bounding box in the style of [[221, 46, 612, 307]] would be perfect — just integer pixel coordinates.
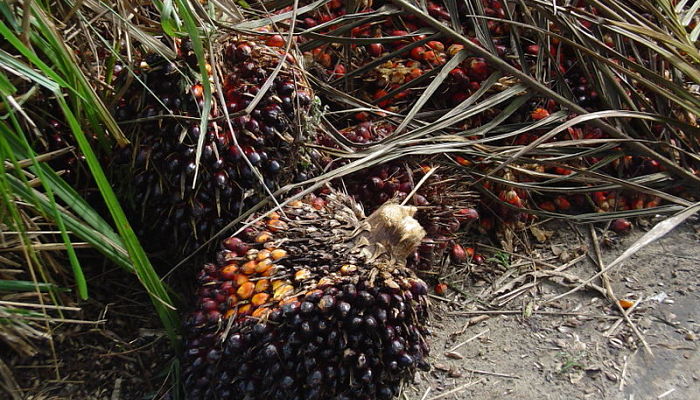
[[345, 162, 480, 270], [298, 0, 509, 111], [316, 119, 480, 271], [183, 192, 431, 399], [114, 35, 316, 252]]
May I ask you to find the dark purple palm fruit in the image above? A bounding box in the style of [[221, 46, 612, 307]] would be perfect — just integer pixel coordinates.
[[317, 119, 395, 148], [22, 92, 112, 203], [113, 35, 317, 253], [182, 191, 431, 399], [36, 118, 89, 184]]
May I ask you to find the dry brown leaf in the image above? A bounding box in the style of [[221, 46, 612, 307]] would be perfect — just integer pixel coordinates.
[[531, 226, 553, 243]]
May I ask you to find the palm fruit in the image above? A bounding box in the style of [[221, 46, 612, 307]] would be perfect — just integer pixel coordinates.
[[113, 34, 316, 252], [183, 191, 431, 399], [18, 91, 85, 185], [35, 117, 89, 185]]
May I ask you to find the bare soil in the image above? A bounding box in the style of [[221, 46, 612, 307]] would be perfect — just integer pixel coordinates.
[[408, 220, 700, 400], [5, 219, 699, 400]]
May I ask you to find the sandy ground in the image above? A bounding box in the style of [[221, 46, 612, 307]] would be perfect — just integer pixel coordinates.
[[408, 220, 700, 400]]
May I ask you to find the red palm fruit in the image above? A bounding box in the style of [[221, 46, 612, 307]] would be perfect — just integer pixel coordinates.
[[500, 189, 523, 208], [618, 299, 634, 309], [465, 247, 475, 258], [426, 40, 445, 52], [333, 63, 346, 77], [467, 58, 489, 81], [311, 196, 327, 210], [456, 208, 479, 222], [449, 67, 468, 83], [422, 50, 437, 63], [451, 243, 468, 262], [646, 197, 661, 208], [374, 89, 391, 108], [531, 107, 550, 120], [539, 201, 556, 212], [434, 282, 448, 295], [610, 218, 632, 233], [526, 44, 540, 55], [427, 2, 450, 20], [302, 17, 317, 27], [265, 34, 285, 47], [191, 83, 204, 98], [410, 46, 426, 60], [368, 42, 384, 57], [354, 111, 370, 121], [183, 191, 431, 399], [318, 51, 332, 67], [554, 196, 571, 210], [631, 196, 645, 209], [567, 127, 581, 139], [390, 29, 410, 46], [593, 191, 607, 207], [405, 67, 423, 82], [393, 90, 410, 101], [455, 155, 472, 166]]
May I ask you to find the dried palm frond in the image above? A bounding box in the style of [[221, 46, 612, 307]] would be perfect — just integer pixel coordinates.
[[219, 0, 699, 230]]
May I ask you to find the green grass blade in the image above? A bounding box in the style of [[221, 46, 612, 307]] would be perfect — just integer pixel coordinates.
[[0, 119, 123, 245], [0, 20, 70, 88], [0, 95, 88, 299], [0, 280, 59, 293]]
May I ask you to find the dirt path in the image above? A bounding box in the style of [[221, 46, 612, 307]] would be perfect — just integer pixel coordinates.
[[408, 221, 700, 400]]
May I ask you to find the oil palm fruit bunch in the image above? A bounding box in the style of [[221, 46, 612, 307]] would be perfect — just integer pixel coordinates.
[[113, 34, 316, 252], [183, 191, 431, 399], [341, 160, 480, 271], [316, 119, 479, 270]]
